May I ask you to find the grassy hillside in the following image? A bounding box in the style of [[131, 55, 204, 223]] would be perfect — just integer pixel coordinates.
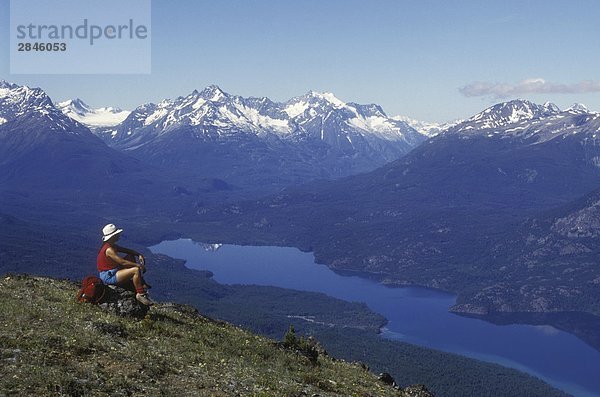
[[0, 275, 426, 397]]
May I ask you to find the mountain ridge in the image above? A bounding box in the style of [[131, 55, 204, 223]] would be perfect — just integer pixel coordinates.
[[446, 99, 600, 144], [108, 85, 425, 150], [87, 85, 428, 189]]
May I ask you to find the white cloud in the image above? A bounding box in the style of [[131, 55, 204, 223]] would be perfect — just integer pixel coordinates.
[[459, 78, 600, 98]]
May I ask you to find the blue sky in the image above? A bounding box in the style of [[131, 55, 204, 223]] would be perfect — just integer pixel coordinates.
[[1, 0, 599, 122]]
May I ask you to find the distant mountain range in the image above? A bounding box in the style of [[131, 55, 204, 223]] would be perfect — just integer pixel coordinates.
[[0, 81, 431, 198], [0, 81, 230, 212], [73, 86, 427, 188], [191, 98, 600, 322], [3, 79, 600, 323]]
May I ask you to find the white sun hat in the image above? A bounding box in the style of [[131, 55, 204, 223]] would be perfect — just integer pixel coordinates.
[[102, 223, 123, 242]]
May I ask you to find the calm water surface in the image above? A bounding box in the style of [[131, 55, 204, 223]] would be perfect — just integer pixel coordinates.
[[150, 239, 600, 397]]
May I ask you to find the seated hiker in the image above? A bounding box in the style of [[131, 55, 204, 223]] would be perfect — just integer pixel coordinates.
[[97, 223, 153, 306]]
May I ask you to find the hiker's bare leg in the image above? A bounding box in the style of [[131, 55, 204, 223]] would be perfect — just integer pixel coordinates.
[[116, 267, 153, 306], [115, 267, 143, 291], [123, 254, 151, 288]]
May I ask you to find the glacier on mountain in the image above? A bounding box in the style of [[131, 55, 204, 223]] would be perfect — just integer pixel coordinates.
[[57, 98, 130, 127]]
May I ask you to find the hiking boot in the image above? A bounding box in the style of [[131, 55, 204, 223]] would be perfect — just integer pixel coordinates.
[[136, 293, 154, 306]]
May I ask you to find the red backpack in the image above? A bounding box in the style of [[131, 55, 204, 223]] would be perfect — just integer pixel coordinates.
[[76, 276, 106, 304]]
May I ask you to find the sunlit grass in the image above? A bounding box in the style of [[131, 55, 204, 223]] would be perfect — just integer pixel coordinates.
[[0, 275, 406, 396]]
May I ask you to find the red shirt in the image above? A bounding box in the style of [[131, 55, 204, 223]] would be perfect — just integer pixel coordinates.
[[97, 242, 118, 272]]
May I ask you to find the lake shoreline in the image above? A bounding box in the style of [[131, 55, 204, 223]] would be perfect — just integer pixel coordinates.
[[304, 254, 600, 352], [146, 237, 600, 354]]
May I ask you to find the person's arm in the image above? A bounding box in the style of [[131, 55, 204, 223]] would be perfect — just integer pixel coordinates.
[[114, 244, 145, 265], [106, 246, 143, 269]]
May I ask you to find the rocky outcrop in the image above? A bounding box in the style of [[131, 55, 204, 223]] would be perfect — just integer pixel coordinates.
[[403, 384, 436, 397], [377, 372, 435, 396], [98, 285, 149, 318], [378, 372, 397, 386]]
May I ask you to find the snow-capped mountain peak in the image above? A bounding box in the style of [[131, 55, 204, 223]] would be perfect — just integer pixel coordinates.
[[443, 98, 600, 145], [199, 85, 228, 102], [0, 81, 91, 135], [0, 82, 56, 119], [304, 91, 346, 108], [452, 99, 560, 134], [276, 91, 425, 144], [284, 91, 359, 120], [58, 98, 92, 116], [282, 91, 348, 118], [475, 99, 550, 121], [566, 103, 589, 113], [543, 101, 561, 113]]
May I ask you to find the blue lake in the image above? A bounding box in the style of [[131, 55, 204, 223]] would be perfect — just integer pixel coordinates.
[[149, 239, 600, 397]]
